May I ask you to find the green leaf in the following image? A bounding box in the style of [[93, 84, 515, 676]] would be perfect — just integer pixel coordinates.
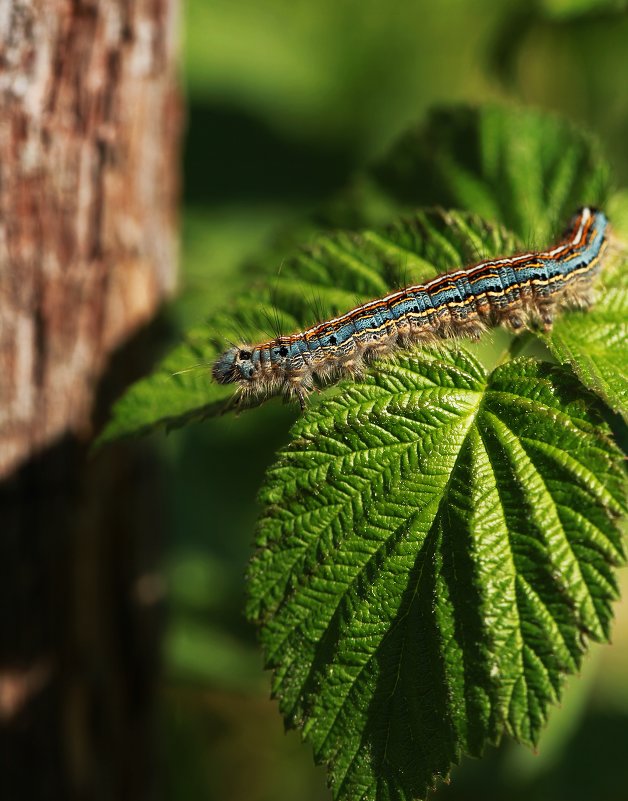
[[247, 349, 626, 801], [97, 210, 519, 443], [543, 241, 628, 421], [94, 302, 299, 446], [370, 105, 611, 242], [98, 104, 616, 444]]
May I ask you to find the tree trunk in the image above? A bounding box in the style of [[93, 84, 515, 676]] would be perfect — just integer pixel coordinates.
[[0, 0, 180, 475], [0, 1, 181, 798]]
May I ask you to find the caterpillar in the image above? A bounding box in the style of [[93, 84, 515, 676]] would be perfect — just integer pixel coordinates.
[[213, 207, 608, 408]]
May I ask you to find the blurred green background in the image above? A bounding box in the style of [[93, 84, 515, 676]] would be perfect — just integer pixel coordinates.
[[157, 1, 628, 799]]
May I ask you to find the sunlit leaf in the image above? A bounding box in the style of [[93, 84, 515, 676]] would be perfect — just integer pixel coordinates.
[[248, 350, 626, 801]]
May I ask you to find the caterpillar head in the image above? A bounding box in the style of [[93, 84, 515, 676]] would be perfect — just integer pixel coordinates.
[[212, 346, 258, 384]]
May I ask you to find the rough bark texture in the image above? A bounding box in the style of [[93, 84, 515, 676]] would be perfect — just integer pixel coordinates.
[[0, 0, 180, 476], [0, 2, 181, 799]]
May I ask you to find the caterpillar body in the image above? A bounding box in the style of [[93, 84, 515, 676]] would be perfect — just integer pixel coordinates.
[[213, 207, 609, 408]]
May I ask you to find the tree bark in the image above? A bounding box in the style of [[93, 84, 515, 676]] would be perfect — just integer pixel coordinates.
[[0, 2, 181, 798], [0, 0, 180, 476]]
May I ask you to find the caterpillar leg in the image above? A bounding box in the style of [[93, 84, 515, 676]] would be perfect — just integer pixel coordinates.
[[502, 310, 526, 333], [294, 387, 308, 410], [561, 282, 595, 310], [223, 391, 244, 415], [533, 300, 557, 331], [283, 371, 314, 409], [454, 318, 486, 340], [336, 353, 366, 379]]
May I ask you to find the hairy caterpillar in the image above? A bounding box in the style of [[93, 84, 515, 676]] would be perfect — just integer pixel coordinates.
[[213, 208, 608, 408]]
